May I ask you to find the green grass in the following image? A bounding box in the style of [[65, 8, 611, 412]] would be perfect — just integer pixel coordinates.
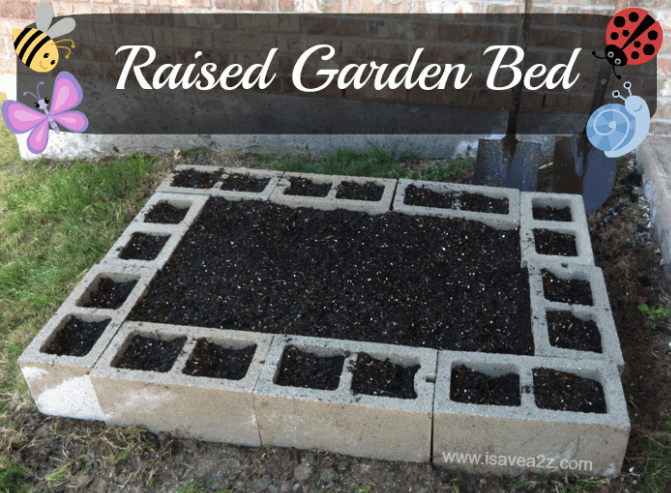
[[0, 457, 27, 493], [635, 413, 671, 493], [637, 304, 671, 330]]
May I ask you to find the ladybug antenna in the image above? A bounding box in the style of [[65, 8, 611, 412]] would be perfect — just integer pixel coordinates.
[[592, 50, 606, 60], [612, 65, 621, 79]]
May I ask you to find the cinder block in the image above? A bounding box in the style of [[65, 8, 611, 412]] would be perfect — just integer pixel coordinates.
[[432, 351, 630, 477], [520, 192, 594, 267], [527, 260, 613, 313], [254, 334, 437, 463], [393, 179, 520, 230], [100, 223, 186, 270], [269, 172, 397, 214], [532, 301, 625, 374], [211, 167, 284, 201], [18, 265, 156, 421], [156, 165, 225, 195], [130, 193, 208, 228], [90, 322, 273, 447]]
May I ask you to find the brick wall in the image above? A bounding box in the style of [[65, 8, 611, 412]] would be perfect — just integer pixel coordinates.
[[1, 0, 669, 133]]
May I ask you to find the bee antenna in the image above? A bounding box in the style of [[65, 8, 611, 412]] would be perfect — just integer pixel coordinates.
[[55, 39, 75, 59], [592, 50, 606, 60]]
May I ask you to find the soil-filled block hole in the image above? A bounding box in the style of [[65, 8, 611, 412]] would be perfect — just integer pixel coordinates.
[[78, 277, 138, 309], [547, 311, 602, 353], [171, 169, 221, 189], [113, 334, 186, 372], [459, 193, 509, 214], [450, 364, 521, 407], [285, 177, 331, 197], [534, 229, 578, 257], [542, 269, 593, 306], [182, 339, 256, 380], [404, 185, 455, 209], [533, 368, 606, 414], [43, 317, 111, 357], [349, 353, 420, 399], [119, 233, 170, 261], [335, 181, 385, 201], [144, 202, 189, 224], [275, 345, 345, 390], [220, 174, 270, 193], [533, 206, 572, 222]]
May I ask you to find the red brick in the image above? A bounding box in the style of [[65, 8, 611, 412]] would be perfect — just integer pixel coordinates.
[[413, 2, 483, 16], [175, 47, 235, 66], [437, 23, 515, 45], [556, 6, 615, 23], [237, 14, 301, 33], [410, 44, 477, 65], [0, 37, 9, 57], [341, 40, 407, 61], [152, 0, 210, 7], [0, 57, 17, 75], [345, 0, 411, 14], [173, 12, 236, 30], [0, 2, 38, 20], [116, 45, 175, 65], [70, 42, 116, 63], [60, 59, 102, 78], [213, 0, 275, 12], [658, 57, 671, 76], [154, 29, 214, 49], [111, 7, 172, 25], [367, 19, 434, 41], [303, 16, 369, 37], [282, 0, 342, 13]]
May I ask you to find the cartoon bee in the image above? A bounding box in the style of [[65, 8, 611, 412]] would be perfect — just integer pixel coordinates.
[[13, 2, 76, 73]]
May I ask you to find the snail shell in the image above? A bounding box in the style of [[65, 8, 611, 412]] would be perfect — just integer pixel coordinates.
[[586, 103, 636, 153]]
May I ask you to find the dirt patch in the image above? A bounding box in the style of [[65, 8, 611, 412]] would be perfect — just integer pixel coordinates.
[[119, 233, 170, 261], [335, 181, 385, 201], [182, 339, 256, 380], [533, 206, 572, 222], [171, 168, 221, 189], [112, 334, 186, 372], [542, 270, 593, 306], [143, 202, 189, 224], [533, 368, 607, 414], [219, 173, 270, 193], [348, 353, 420, 399], [276, 346, 345, 391], [547, 311, 602, 353], [285, 177, 331, 197], [450, 365, 521, 407], [533, 229, 578, 257], [43, 317, 111, 357], [459, 192, 509, 214], [79, 278, 137, 309]]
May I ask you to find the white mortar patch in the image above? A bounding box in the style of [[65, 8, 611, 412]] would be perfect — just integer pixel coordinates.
[[35, 375, 105, 421], [21, 366, 49, 380]]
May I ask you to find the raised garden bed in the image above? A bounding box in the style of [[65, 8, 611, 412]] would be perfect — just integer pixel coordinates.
[[113, 334, 186, 372], [171, 168, 221, 189], [182, 339, 257, 380], [546, 311, 602, 353], [449, 364, 520, 406], [348, 352, 420, 399], [128, 197, 534, 355], [533, 229, 578, 257], [43, 317, 111, 357], [79, 277, 137, 309], [541, 269, 594, 306], [276, 345, 345, 390]]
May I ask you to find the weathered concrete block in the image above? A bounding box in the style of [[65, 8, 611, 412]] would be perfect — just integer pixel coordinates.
[[393, 179, 520, 230], [254, 334, 437, 462], [432, 351, 630, 477], [90, 322, 272, 447], [211, 167, 284, 201]]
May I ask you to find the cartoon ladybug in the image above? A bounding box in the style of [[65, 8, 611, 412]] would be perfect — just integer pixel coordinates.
[[592, 7, 663, 78]]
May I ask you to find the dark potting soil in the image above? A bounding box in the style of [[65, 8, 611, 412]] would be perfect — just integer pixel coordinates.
[[113, 334, 187, 372], [219, 173, 270, 193], [458, 193, 509, 215], [79, 278, 137, 309], [171, 169, 221, 189], [541, 269, 593, 306], [335, 181, 385, 201], [533, 229, 578, 257], [182, 339, 256, 380], [285, 177, 331, 197], [144, 202, 189, 224], [43, 317, 111, 357], [533, 368, 607, 414], [533, 206, 572, 222], [348, 353, 420, 399], [449, 365, 521, 407], [129, 198, 534, 355], [546, 311, 602, 353], [275, 345, 345, 391], [403, 184, 455, 209], [119, 233, 170, 261]]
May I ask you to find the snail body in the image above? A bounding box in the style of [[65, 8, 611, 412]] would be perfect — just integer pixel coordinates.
[[586, 81, 650, 158]]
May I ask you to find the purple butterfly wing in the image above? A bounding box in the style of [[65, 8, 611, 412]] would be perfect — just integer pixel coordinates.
[[27, 119, 50, 154], [52, 111, 88, 133], [50, 72, 83, 114], [2, 100, 46, 134]]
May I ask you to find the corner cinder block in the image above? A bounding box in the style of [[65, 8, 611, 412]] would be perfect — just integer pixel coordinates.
[[393, 179, 520, 230], [211, 167, 284, 201], [254, 335, 437, 463], [18, 265, 156, 421], [269, 172, 397, 214], [156, 165, 224, 195], [99, 223, 186, 270], [130, 193, 208, 229], [90, 322, 272, 447], [432, 351, 630, 477], [520, 192, 594, 267]]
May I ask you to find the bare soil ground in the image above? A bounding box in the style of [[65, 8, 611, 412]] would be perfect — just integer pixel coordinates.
[[3, 150, 671, 493]]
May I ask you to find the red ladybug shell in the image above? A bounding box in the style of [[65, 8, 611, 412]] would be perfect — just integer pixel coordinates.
[[605, 7, 663, 66]]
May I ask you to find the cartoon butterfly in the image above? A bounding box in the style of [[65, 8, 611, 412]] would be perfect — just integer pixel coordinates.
[[1, 71, 88, 154]]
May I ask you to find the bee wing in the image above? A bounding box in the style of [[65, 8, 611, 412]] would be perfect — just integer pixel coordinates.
[[35, 2, 54, 33], [1, 100, 46, 134], [27, 119, 50, 155], [46, 17, 76, 39], [52, 111, 88, 133], [50, 72, 83, 114]]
